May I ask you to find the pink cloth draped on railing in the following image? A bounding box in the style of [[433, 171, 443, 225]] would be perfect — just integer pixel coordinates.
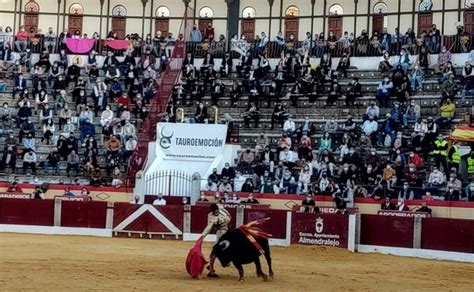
[[106, 39, 131, 50], [65, 38, 95, 54]]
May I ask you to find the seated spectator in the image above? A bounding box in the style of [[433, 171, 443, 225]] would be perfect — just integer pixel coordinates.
[[67, 150, 80, 177], [153, 194, 167, 205], [31, 186, 45, 200], [380, 197, 396, 210], [396, 198, 409, 211], [415, 201, 432, 214], [283, 117, 296, 137], [204, 179, 218, 192], [245, 193, 259, 204], [403, 100, 421, 128], [270, 102, 287, 130], [361, 115, 378, 145], [21, 132, 36, 153], [106, 135, 121, 157], [42, 119, 55, 145], [301, 194, 316, 213], [279, 148, 297, 170], [398, 48, 411, 74], [243, 103, 260, 128], [44, 147, 60, 175], [436, 98, 456, 128], [239, 148, 255, 173], [22, 149, 37, 175], [376, 76, 393, 107], [241, 178, 255, 193], [433, 46, 451, 74], [111, 167, 123, 187], [318, 132, 332, 154]]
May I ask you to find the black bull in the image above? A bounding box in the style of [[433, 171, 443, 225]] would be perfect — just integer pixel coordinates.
[[212, 228, 274, 282]]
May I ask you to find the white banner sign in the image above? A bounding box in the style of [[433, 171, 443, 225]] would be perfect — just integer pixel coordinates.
[[156, 123, 228, 162]]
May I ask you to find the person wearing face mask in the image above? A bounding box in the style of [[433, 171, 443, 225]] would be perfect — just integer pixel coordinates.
[[197, 192, 209, 202], [464, 181, 474, 202], [297, 165, 312, 194], [432, 135, 449, 175], [376, 76, 393, 107], [361, 116, 379, 146], [398, 183, 414, 201], [220, 162, 236, 181], [205, 179, 218, 192], [345, 78, 362, 106], [301, 194, 317, 213], [461, 61, 474, 100], [239, 148, 255, 174], [380, 196, 396, 210], [396, 198, 409, 211], [279, 170, 296, 194], [434, 46, 452, 74]]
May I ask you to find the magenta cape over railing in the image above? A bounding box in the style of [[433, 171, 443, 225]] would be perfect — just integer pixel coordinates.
[[65, 38, 95, 54], [105, 39, 131, 50]]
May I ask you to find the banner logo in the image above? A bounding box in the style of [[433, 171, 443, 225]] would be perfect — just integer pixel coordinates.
[[315, 217, 324, 233], [159, 127, 173, 149]]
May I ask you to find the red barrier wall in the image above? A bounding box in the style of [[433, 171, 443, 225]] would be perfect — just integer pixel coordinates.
[[190, 206, 237, 234], [243, 209, 288, 239], [61, 201, 108, 228], [291, 213, 349, 248], [113, 203, 184, 234], [361, 215, 414, 248], [421, 218, 474, 253], [0, 198, 55, 226]]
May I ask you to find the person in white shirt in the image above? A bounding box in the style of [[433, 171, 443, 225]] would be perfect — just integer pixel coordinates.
[[233, 172, 246, 192], [427, 167, 445, 187], [361, 115, 378, 145], [153, 194, 167, 206], [283, 117, 296, 137], [100, 106, 114, 127], [365, 102, 380, 120], [205, 179, 218, 192], [297, 165, 312, 194]]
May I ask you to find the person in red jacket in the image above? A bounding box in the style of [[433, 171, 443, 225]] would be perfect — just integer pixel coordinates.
[[407, 151, 424, 169], [6, 182, 23, 193], [117, 92, 130, 110], [15, 27, 28, 52]]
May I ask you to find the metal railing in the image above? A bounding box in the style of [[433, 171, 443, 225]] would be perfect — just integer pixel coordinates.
[[4, 33, 473, 58]]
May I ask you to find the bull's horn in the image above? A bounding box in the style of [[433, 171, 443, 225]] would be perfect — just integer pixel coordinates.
[[219, 240, 230, 250]]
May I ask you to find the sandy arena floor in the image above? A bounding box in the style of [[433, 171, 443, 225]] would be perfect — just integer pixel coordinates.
[[0, 233, 473, 291]]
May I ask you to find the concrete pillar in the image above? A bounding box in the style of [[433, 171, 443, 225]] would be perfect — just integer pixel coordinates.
[[105, 202, 114, 229], [348, 214, 358, 252], [53, 198, 62, 227], [413, 217, 422, 249], [226, 0, 240, 45], [235, 207, 244, 227], [183, 205, 191, 233]]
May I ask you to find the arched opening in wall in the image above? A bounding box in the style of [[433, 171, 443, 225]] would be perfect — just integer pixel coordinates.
[[24, 0, 40, 34], [155, 6, 170, 37], [198, 7, 214, 40], [241, 6, 256, 42], [284, 5, 299, 39], [112, 5, 127, 39], [328, 4, 343, 39], [464, 0, 474, 34], [372, 2, 388, 34], [68, 3, 84, 35], [417, 1, 433, 34]]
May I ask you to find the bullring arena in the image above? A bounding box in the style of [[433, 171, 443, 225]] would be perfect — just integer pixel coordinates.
[[2, 0, 474, 290], [1, 233, 473, 291]]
